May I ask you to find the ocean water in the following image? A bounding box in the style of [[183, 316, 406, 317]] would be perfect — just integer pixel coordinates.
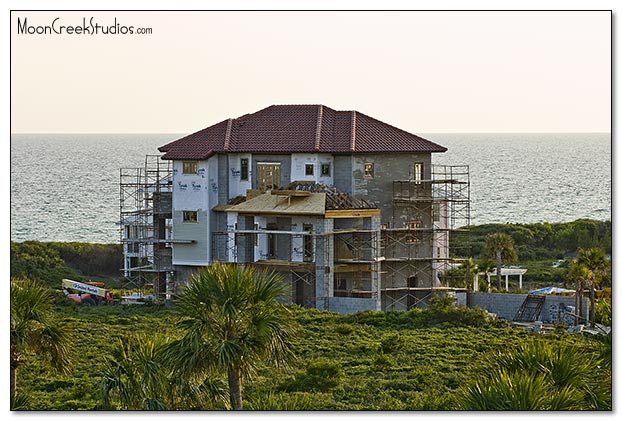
[[10, 133, 611, 244]]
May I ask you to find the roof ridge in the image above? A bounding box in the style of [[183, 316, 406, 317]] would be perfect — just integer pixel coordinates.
[[314, 105, 323, 151], [350, 111, 357, 151], [223, 118, 233, 151]]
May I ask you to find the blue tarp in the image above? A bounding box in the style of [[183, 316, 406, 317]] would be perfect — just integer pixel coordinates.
[[529, 287, 575, 295]]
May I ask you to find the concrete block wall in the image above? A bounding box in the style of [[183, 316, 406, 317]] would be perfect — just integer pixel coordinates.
[[327, 297, 379, 314], [458, 292, 588, 323]]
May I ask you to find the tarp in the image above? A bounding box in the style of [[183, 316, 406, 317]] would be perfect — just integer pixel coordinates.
[[528, 286, 575, 295]]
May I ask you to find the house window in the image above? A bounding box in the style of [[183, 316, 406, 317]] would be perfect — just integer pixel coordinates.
[[414, 162, 423, 184], [240, 158, 249, 181], [433, 203, 440, 222], [364, 162, 374, 178], [183, 161, 198, 174], [183, 211, 198, 223], [321, 163, 331, 177], [257, 163, 281, 191], [305, 163, 314, 176]]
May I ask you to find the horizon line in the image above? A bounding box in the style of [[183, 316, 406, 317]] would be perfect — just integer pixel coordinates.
[[10, 131, 613, 135]]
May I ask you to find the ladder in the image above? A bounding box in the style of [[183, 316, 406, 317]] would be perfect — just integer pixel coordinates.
[[514, 295, 545, 322]]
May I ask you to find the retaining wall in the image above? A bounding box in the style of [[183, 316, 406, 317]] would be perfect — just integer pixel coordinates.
[[456, 292, 588, 324]]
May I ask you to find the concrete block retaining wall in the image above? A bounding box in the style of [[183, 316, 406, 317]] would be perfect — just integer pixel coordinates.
[[456, 292, 587, 324], [326, 297, 379, 314]]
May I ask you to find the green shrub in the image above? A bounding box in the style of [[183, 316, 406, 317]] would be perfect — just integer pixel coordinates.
[[335, 324, 354, 335], [246, 392, 317, 410], [595, 300, 611, 326], [373, 354, 394, 370], [284, 358, 343, 392], [379, 333, 404, 354], [456, 340, 611, 410]]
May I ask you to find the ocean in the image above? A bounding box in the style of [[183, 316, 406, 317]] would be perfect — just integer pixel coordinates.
[[10, 133, 611, 244]]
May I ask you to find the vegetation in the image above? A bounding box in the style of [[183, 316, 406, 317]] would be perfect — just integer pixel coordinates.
[[483, 233, 518, 289], [449, 219, 611, 288], [573, 248, 609, 325], [166, 263, 298, 410], [99, 333, 228, 410], [453, 219, 611, 260], [457, 340, 611, 410], [12, 294, 611, 411], [9, 220, 612, 411], [10, 241, 123, 288], [10, 277, 72, 408]]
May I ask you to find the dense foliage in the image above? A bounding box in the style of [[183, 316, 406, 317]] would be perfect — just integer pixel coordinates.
[[14, 299, 610, 411], [449, 219, 611, 287], [10, 241, 123, 288], [457, 340, 611, 410], [452, 219, 611, 260]]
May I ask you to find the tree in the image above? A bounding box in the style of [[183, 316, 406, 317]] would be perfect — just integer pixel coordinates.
[[574, 247, 608, 326], [461, 258, 478, 290], [477, 260, 496, 292], [167, 263, 298, 410], [567, 260, 589, 325], [99, 334, 228, 410], [10, 277, 71, 405], [484, 233, 518, 290]]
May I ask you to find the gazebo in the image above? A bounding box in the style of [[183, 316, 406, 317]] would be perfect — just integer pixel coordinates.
[[474, 266, 527, 291]]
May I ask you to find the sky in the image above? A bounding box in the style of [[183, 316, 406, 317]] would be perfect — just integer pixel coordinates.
[[8, 7, 612, 134]]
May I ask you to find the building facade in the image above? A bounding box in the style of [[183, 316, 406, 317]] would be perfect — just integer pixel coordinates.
[[121, 105, 470, 313]]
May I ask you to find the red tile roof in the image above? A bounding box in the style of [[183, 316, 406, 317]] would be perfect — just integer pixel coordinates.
[[159, 105, 446, 160]]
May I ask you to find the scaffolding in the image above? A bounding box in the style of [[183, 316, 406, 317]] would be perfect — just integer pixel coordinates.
[[212, 229, 319, 307], [119, 155, 173, 299], [212, 227, 381, 310], [211, 183, 382, 310], [381, 164, 471, 309]]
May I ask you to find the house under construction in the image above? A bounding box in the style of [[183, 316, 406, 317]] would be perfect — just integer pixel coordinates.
[[119, 105, 470, 312]]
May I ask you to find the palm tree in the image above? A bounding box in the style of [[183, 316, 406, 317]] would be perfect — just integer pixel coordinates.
[[575, 247, 608, 326], [99, 333, 228, 410], [10, 277, 71, 404], [477, 260, 496, 292], [567, 260, 590, 325], [461, 258, 478, 290], [484, 233, 518, 290], [167, 263, 298, 410]]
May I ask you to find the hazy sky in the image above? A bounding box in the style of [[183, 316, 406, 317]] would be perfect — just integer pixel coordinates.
[[10, 10, 611, 134]]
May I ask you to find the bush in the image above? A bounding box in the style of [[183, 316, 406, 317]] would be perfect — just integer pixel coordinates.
[[594, 300, 611, 326], [246, 392, 318, 410], [379, 333, 404, 354], [373, 354, 394, 370], [334, 324, 354, 336], [284, 358, 343, 392]]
